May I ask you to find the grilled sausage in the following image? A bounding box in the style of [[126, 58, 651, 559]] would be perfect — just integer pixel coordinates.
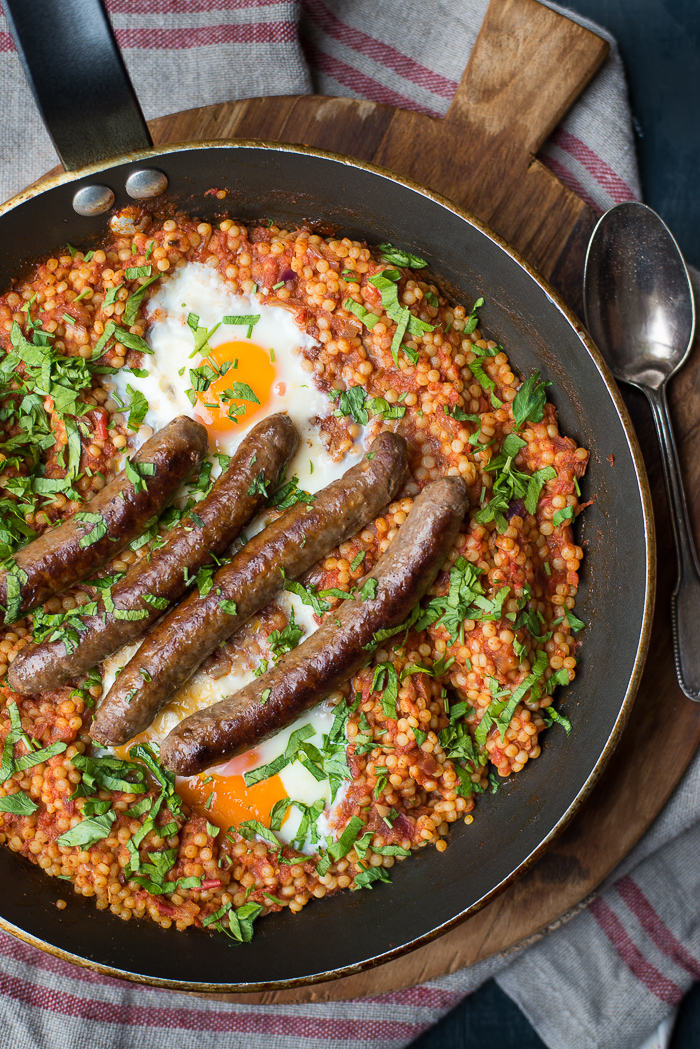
[[160, 475, 468, 775], [90, 432, 408, 748], [9, 414, 298, 694], [0, 416, 208, 626]]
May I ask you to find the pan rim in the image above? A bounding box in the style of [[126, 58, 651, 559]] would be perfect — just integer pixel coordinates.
[[0, 137, 656, 992]]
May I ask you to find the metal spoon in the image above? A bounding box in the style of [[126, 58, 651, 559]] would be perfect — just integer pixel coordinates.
[[584, 201, 699, 700]]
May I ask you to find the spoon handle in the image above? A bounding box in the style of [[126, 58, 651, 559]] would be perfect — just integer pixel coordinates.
[[646, 384, 700, 701]]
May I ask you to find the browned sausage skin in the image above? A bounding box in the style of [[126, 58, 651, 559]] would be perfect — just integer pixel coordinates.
[[8, 413, 299, 694], [0, 416, 208, 626], [160, 475, 468, 776], [90, 431, 408, 748]]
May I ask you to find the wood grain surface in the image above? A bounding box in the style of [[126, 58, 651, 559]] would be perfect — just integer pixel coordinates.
[[35, 0, 700, 1005]]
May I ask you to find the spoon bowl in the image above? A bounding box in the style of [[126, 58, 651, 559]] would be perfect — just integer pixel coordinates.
[[584, 201, 695, 390], [584, 201, 699, 701]]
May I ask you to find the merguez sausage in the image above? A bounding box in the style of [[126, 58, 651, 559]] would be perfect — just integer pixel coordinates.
[[0, 416, 208, 625], [160, 475, 468, 776], [90, 431, 408, 748], [8, 413, 298, 694]]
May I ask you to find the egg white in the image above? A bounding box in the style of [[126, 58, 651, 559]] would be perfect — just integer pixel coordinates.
[[108, 262, 362, 493]]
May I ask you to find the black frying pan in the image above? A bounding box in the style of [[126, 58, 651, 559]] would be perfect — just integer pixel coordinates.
[[0, 0, 654, 991]]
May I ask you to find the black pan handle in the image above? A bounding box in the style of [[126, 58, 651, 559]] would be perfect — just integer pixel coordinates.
[[3, 0, 152, 172]]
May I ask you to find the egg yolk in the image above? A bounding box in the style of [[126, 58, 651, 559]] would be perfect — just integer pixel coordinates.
[[175, 749, 289, 833], [193, 340, 276, 435]]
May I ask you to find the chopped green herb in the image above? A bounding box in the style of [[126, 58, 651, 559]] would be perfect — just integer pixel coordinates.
[[247, 472, 269, 498], [371, 662, 399, 719], [464, 296, 485, 335], [143, 592, 169, 610], [124, 457, 155, 495], [512, 371, 552, 429], [123, 274, 160, 326], [0, 790, 39, 815], [75, 511, 108, 549], [544, 704, 572, 733], [565, 607, 586, 632], [330, 385, 370, 426], [377, 243, 427, 268], [469, 358, 503, 410], [267, 609, 303, 662], [368, 270, 434, 338], [352, 866, 392, 890], [553, 505, 575, 527], [237, 819, 280, 851], [268, 475, 314, 511], [283, 578, 331, 617], [125, 265, 152, 280], [57, 810, 116, 848], [327, 815, 365, 861], [113, 328, 153, 355], [494, 650, 549, 741], [343, 298, 380, 329], [227, 382, 259, 404], [223, 314, 260, 333], [525, 466, 557, 515]]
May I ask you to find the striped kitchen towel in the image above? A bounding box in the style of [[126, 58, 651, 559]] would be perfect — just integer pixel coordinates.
[[1, 4, 694, 1049], [0, 0, 639, 213]]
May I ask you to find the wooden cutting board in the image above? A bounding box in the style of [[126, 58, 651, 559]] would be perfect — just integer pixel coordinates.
[[36, 0, 700, 1004]]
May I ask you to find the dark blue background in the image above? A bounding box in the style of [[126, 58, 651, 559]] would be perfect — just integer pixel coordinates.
[[567, 0, 700, 269], [411, 2, 700, 1045]]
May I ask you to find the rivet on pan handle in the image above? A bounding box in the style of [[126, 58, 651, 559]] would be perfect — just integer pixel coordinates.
[[3, 0, 153, 172]]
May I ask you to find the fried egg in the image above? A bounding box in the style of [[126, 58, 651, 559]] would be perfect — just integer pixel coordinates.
[[101, 590, 349, 851], [109, 261, 361, 492]]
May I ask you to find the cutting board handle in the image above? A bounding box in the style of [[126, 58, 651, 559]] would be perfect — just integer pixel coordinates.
[[446, 0, 608, 157]]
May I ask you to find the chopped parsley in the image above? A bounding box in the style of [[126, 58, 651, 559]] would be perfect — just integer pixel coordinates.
[[57, 811, 116, 848], [473, 433, 546, 533], [464, 296, 484, 335], [565, 607, 585, 632], [0, 790, 39, 815], [113, 328, 153, 355], [124, 457, 156, 495], [330, 385, 406, 426], [553, 505, 575, 527], [222, 314, 260, 340], [377, 243, 427, 269], [124, 386, 149, 431], [512, 371, 551, 429], [469, 358, 503, 410], [371, 662, 399, 719], [123, 274, 160, 326], [283, 578, 331, 617], [543, 704, 572, 734], [343, 299, 380, 329], [247, 472, 269, 498], [75, 511, 108, 549], [350, 550, 365, 571], [268, 475, 314, 511], [267, 609, 303, 662], [352, 866, 392, 890]]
